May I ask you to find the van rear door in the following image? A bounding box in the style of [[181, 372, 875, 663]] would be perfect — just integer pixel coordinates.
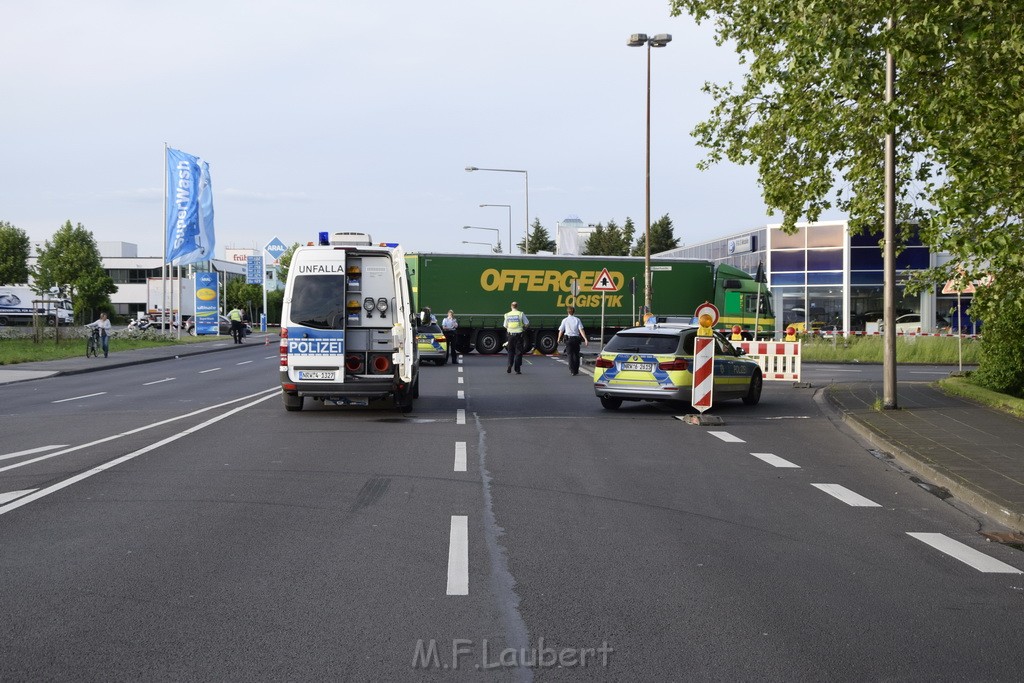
[[284, 248, 348, 384], [391, 247, 414, 383]]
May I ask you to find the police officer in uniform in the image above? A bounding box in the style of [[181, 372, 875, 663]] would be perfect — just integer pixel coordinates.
[[228, 304, 244, 344], [503, 301, 529, 374], [557, 305, 589, 375]]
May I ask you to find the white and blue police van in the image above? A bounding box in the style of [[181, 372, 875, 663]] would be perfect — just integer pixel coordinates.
[[279, 232, 418, 412]]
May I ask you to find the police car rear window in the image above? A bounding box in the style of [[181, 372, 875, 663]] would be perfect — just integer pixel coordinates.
[[290, 274, 347, 329], [604, 333, 680, 355]]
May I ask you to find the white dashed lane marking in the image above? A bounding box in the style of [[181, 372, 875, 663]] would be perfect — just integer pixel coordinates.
[[750, 452, 801, 468], [447, 516, 469, 595], [456, 409, 466, 425], [812, 483, 881, 507], [708, 431, 745, 443], [454, 442, 467, 472], [908, 533, 1022, 574]]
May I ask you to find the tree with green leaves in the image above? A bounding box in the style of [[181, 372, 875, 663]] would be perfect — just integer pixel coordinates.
[[669, 0, 1024, 395], [517, 218, 556, 254], [631, 214, 680, 257], [275, 243, 300, 285], [583, 218, 636, 256], [0, 221, 31, 285], [34, 220, 117, 322], [226, 277, 263, 320]]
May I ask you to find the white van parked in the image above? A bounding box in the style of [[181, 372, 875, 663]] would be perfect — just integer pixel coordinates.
[[279, 232, 419, 412]]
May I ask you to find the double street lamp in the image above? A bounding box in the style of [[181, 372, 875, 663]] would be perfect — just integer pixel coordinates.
[[479, 204, 513, 254], [463, 225, 502, 253], [465, 166, 529, 251], [627, 32, 672, 310]]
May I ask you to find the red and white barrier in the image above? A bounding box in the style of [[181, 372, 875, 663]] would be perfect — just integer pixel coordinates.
[[737, 340, 802, 381]]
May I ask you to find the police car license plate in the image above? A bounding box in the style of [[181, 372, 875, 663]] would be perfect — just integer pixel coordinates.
[[298, 370, 336, 381], [621, 362, 655, 372]]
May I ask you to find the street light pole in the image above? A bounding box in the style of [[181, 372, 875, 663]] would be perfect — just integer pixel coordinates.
[[480, 204, 513, 254], [628, 33, 671, 310], [463, 226, 502, 253], [462, 240, 495, 252], [465, 167, 529, 251]]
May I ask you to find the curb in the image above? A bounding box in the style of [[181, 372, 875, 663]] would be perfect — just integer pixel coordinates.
[[818, 387, 1024, 534]]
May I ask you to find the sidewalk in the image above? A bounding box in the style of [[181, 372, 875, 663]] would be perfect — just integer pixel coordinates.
[[825, 381, 1024, 534], [4, 344, 1024, 534]]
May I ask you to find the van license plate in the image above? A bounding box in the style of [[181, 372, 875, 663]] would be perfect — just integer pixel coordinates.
[[298, 370, 336, 381], [621, 362, 655, 372]]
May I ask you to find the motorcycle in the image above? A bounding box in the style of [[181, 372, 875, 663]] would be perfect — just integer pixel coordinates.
[[127, 316, 153, 331]]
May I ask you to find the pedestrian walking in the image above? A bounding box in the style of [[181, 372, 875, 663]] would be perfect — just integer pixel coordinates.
[[87, 312, 112, 358], [227, 305, 244, 344], [441, 309, 459, 365], [503, 301, 529, 374], [557, 306, 588, 375]]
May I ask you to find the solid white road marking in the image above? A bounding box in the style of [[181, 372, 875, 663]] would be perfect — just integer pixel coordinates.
[[199, 368, 220, 374], [0, 390, 281, 516], [52, 392, 106, 403], [457, 409, 466, 425], [0, 445, 68, 462], [908, 533, 1022, 574], [447, 515, 469, 595], [457, 390, 465, 400], [143, 378, 176, 386], [455, 442, 467, 472], [708, 431, 745, 443], [0, 489, 37, 505], [812, 483, 882, 507], [750, 452, 801, 468]]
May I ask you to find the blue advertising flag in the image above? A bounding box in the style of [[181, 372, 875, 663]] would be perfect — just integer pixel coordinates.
[[166, 148, 216, 266]]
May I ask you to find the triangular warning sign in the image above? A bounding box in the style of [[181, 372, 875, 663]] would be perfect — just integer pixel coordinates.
[[591, 268, 618, 292]]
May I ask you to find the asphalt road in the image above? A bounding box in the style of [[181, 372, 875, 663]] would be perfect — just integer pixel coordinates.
[[0, 350, 1020, 681]]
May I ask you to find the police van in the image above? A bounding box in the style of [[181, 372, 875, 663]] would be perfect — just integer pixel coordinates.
[[279, 232, 418, 411]]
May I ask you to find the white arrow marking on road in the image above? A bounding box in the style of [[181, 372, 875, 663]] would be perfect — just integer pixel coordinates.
[[812, 483, 881, 507], [0, 489, 37, 505], [750, 452, 801, 468], [908, 533, 1022, 574], [708, 431, 745, 443], [0, 445, 68, 462], [454, 442, 467, 472], [447, 515, 469, 595]]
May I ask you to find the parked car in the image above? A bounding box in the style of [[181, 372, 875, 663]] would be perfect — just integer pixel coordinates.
[[877, 313, 950, 335], [593, 324, 763, 410], [416, 322, 448, 365], [184, 314, 252, 337]]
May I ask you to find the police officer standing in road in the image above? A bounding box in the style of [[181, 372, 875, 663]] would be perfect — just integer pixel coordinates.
[[441, 309, 459, 365], [228, 304, 244, 344], [503, 301, 529, 374], [557, 305, 588, 376]]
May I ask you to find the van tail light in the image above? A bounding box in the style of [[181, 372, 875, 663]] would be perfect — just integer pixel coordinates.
[[279, 327, 289, 366], [369, 353, 392, 374], [659, 358, 689, 371], [595, 357, 614, 368]]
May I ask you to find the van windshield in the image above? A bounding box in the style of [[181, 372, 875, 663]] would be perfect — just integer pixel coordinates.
[[290, 274, 347, 329]]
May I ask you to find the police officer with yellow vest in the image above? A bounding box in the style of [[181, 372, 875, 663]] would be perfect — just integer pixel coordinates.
[[503, 301, 529, 374], [228, 304, 244, 344]]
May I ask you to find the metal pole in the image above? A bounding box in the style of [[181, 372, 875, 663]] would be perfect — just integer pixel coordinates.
[[883, 17, 898, 409], [644, 41, 652, 310], [524, 171, 530, 252]]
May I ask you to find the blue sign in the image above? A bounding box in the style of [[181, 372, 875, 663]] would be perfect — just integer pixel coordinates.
[[194, 272, 220, 336], [246, 255, 263, 284], [265, 237, 288, 262]]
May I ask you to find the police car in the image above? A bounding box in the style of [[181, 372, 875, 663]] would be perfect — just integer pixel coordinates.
[[416, 322, 449, 365], [593, 324, 763, 410]]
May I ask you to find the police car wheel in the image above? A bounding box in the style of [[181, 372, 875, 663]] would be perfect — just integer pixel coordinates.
[[600, 396, 622, 410], [742, 370, 763, 406]]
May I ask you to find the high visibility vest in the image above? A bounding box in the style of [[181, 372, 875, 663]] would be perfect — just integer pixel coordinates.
[[504, 310, 525, 334], [228, 309, 242, 321]]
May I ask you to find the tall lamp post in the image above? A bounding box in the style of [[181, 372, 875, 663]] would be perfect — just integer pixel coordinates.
[[480, 204, 513, 254], [463, 226, 502, 253], [465, 166, 529, 251], [627, 32, 672, 310], [462, 240, 495, 252]]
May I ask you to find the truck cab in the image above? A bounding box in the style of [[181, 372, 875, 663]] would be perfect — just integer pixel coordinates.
[[279, 232, 418, 412]]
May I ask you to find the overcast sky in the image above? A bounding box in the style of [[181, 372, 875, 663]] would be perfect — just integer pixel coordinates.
[[3, 0, 802, 259]]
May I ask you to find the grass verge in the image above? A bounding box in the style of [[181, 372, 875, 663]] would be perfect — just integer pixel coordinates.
[[939, 375, 1024, 419], [799, 335, 981, 365], [0, 329, 225, 365]]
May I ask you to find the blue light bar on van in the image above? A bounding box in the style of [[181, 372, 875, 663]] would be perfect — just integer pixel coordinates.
[[318, 231, 330, 246], [380, 242, 399, 248]]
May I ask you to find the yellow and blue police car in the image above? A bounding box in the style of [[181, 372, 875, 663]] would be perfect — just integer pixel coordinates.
[[593, 323, 762, 410], [416, 322, 448, 365]]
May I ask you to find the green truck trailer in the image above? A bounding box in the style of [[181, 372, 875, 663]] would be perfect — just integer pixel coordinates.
[[406, 253, 775, 355]]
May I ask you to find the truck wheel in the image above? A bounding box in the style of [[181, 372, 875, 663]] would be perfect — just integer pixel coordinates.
[[0, 316, 7, 326], [534, 330, 558, 355], [46, 316, 57, 327], [475, 330, 502, 355], [283, 393, 304, 412], [456, 341, 472, 355]]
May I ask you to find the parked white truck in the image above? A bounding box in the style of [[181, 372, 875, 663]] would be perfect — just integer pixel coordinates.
[[0, 285, 74, 326], [146, 277, 196, 328]]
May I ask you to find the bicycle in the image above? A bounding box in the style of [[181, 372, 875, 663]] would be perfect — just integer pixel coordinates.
[[86, 326, 101, 358]]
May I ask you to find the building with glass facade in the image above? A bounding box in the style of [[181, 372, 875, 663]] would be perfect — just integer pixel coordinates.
[[658, 221, 969, 335]]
